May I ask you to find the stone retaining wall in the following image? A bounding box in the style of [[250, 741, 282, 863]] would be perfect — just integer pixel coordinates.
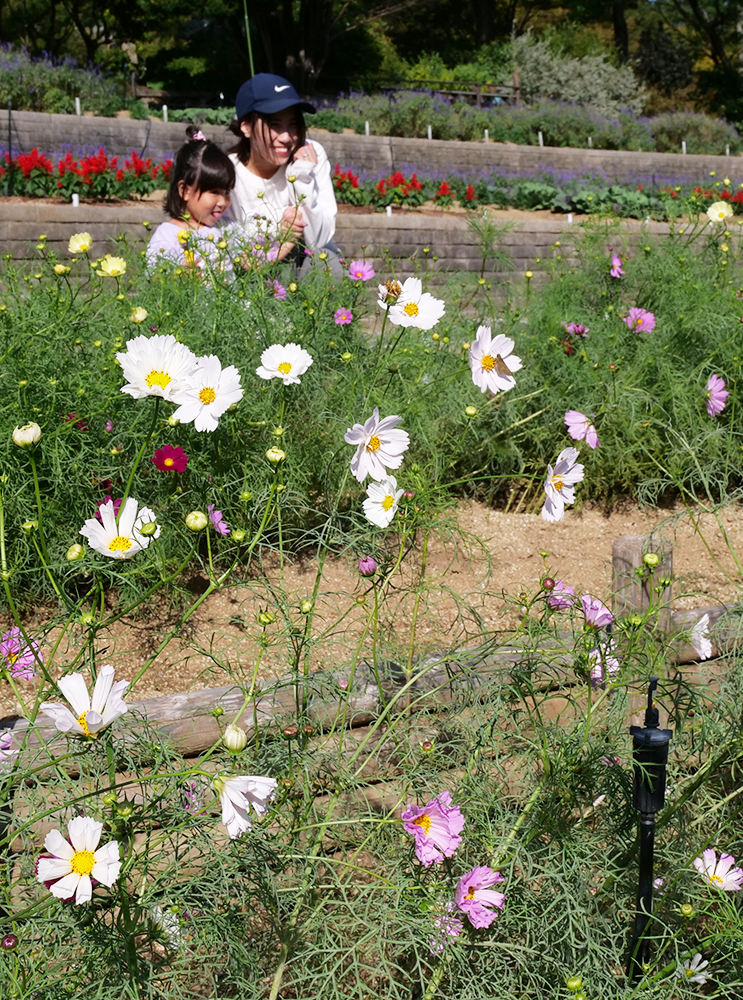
[[0, 201, 669, 276], [1, 108, 741, 184]]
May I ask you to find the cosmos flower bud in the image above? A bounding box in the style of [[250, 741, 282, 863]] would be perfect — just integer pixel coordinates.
[[464, 406, 477, 417], [258, 611, 276, 626], [358, 556, 378, 577], [223, 724, 248, 753], [66, 543, 85, 562], [21, 520, 38, 532], [232, 529, 246, 542], [300, 599, 313, 613], [265, 447, 286, 464], [139, 522, 158, 537], [12, 422, 41, 448], [185, 510, 208, 531], [642, 552, 660, 569]]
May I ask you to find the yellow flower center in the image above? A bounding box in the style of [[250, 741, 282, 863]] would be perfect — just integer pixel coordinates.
[[199, 386, 216, 404], [403, 302, 419, 317], [709, 874, 724, 886], [552, 476, 564, 493], [366, 435, 381, 452], [481, 354, 495, 371], [381, 495, 395, 511], [164, 458, 174, 468], [7, 652, 17, 664], [685, 969, 694, 978], [464, 885, 476, 900], [412, 814, 431, 834], [145, 370, 172, 390], [278, 362, 292, 375], [70, 849, 96, 876], [77, 712, 91, 737], [384, 280, 401, 299], [108, 535, 132, 553]]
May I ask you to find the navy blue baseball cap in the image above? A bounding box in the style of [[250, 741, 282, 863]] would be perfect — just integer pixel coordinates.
[[235, 74, 316, 119]]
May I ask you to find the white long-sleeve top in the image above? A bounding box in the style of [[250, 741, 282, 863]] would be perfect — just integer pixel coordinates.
[[226, 138, 337, 250]]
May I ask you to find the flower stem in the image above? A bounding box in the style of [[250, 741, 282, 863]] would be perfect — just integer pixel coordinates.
[[117, 396, 161, 524]]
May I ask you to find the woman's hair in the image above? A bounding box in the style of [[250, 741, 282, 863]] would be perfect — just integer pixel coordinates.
[[228, 110, 307, 166], [164, 125, 236, 218]]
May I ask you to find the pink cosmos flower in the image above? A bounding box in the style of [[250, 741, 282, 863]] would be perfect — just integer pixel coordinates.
[[601, 755, 620, 766], [334, 307, 353, 325], [268, 279, 286, 300], [0, 729, 18, 774], [588, 641, 620, 688], [207, 504, 230, 536], [105, 420, 114, 433], [581, 594, 614, 628], [693, 848, 743, 891], [402, 791, 465, 867], [455, 865, 506, 928], [563, 322, 589, 337], [358, 556, 377, 577], [429, 901, 463, 955], [623, 308, 656, 333], [348, 259, 375, 282], [610, 253, 624, 278], [705, 375, 729, 417], [564, 410, 600, 449], [546, 580, 575, 610], [0, 626, 42, 680]]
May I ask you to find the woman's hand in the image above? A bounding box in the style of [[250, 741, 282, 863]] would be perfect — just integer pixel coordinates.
[[291, 143, 318, 165], [280, 205, 306, 242]]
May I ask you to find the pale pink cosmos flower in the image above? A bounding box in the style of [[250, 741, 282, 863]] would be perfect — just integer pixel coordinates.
[[693, 848, 743, 891], [207, 504, 230, 536], [581, 594, 614, 628], [334, 307, 353, 325], [541, 447, 584, 522], [623, 308, 656, 333], [469, 325, 522, 395], [546, 580, 575, 610], [429, 900, 463, 955], [344, 408, 410, 483], [455, 865, 506, 928], [0, 729, 18, 774], [348, 259, 375, 282], [402, 791, 465, 867], [705, 375, 729, 417], [690, 613, 712, 660], [610, 253, 624, 278], [588, 640, 620, 688], [0, 626, 42, 680], [564, 410, 600, 449]]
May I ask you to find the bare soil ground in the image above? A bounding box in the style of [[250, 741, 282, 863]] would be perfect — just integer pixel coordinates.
[[1, 501, 740, 719]]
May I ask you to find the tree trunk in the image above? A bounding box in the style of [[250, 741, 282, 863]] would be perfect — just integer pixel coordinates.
[[613, 1, 629, 62]]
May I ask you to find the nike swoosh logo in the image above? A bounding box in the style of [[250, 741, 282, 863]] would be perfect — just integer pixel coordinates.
[[275, 85, 290, 92]]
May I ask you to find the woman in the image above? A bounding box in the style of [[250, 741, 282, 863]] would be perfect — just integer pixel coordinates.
[[226, 73, 339, 268]]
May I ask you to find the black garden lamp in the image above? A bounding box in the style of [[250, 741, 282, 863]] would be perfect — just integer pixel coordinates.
[[627, 676, 673, 983]]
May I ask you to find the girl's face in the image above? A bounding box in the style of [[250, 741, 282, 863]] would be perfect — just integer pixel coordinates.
[[178, 183, 231, 227], [241, 110, 301, 172]]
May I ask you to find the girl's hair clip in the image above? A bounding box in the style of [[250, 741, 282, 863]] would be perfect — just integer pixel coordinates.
[[192, 130, 207, 141]]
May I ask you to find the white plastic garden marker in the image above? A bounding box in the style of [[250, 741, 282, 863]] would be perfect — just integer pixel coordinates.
[[162, 104, 168, 123], [75, 97, 81, 116], [365, 120, 370, 136], [538, 131, 543, 147], [588, 136, 592, 148], [72, 194, 80, 208], [682, 141, 686, 154], [567, 213, 573, 224], [484, 129, 489, 142], [726, 145, 730, 156], [427, 125, 432, 140], [385, 205, 392, 217]]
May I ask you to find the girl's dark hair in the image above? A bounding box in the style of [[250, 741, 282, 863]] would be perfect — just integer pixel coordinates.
[[228, 110, 306, 166], [164, 125, 236, 218]]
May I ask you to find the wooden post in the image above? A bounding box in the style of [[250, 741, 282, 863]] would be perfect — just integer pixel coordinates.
[[612, 534, 673, 631], [512, 71, 521, 107]]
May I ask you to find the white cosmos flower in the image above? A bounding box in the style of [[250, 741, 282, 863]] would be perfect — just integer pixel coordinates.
[[469, 326, 522, 394], [215, 775, 277, 839], [379, 277, 445, 330], [116, 333, 198, 401], [344, 407, 410, 483], [39, 663, 129, 737], [37, 816, 120, 905], [707, 201, 733, 223], [689, 613, 712, 661], [363, 475, 404, 528], [541, 447, 584, 522], [80, 497, 160, 560], [171, 355, 243, 432], [675, 953, 710, 985], [256, 342, 313, 385]]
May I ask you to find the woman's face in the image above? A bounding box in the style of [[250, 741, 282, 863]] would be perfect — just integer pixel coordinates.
[[241, 109, 301, 171]]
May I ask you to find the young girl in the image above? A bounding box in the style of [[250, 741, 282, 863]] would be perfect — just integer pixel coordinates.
[[146, 127, 238, 269], [225, 73, 339, 268]]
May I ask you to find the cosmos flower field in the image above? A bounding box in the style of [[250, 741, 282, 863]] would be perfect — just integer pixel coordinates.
[[0, 213, 742, 998]]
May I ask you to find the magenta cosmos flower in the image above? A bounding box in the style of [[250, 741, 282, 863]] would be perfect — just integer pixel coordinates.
[[563, 322, 589, 337], [623, 307, 656, 333], [429, 901, 463, 955], [589, 640, 620, 688], [581, 594, 614, 628], [693, 848, 743, 891], [268, 279, 286, 300], [358, 556, 377, 577], [610, 253, 624, 278], [705, 374, 729, 417], [348, 259, 375, 282], [455, 866, 506, 928], [207, 504, 230, 536], [152, 444, 188, 473], [402, 791, 465, 866], [547, 580, 575, 610], [564, 410, 600, 449], [0, 625, 42, 680], [334, 307, 353, 325]]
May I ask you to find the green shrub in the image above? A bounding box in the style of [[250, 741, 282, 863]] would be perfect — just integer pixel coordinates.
[[0, 45, 126, 116], [306, 109, 354, 132], [648, 110, 742, 154]]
